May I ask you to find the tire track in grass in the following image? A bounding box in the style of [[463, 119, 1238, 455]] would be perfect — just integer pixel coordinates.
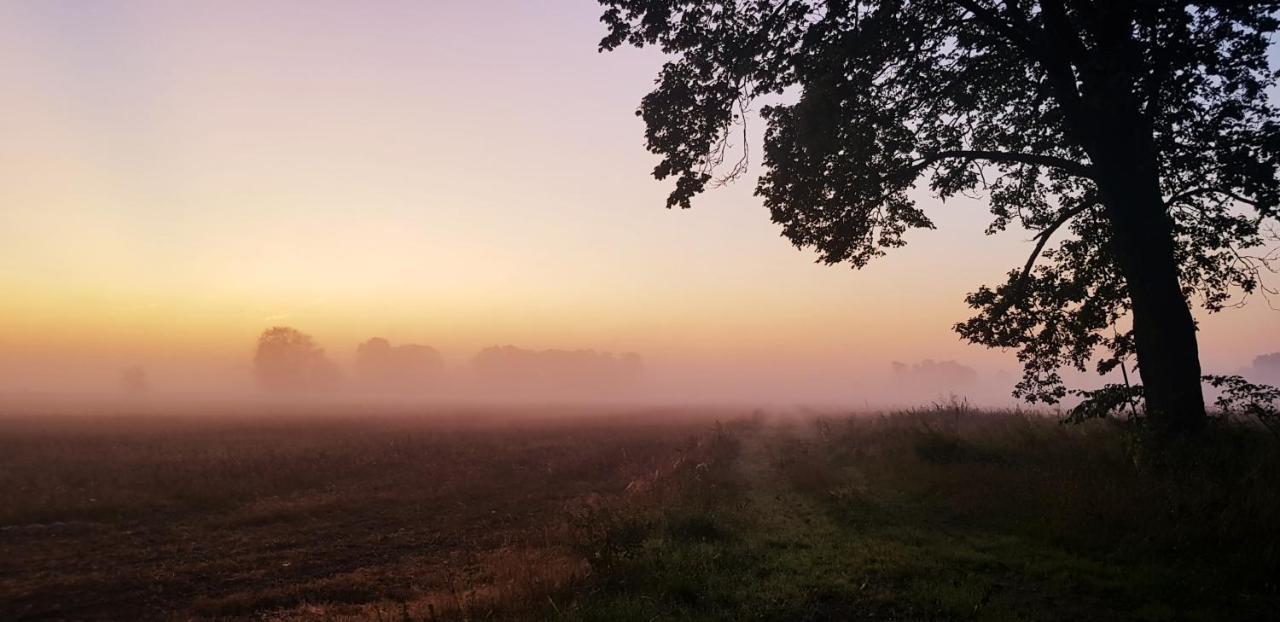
[[725, 419, 891, 619]]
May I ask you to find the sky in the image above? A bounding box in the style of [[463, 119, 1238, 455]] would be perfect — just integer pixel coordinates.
[[0, 1, 1277, 403]]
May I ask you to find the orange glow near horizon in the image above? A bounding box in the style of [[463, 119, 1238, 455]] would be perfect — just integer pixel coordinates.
[[1, 1, 1277, 402]]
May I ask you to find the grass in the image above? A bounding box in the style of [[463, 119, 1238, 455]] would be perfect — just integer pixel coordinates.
[[2, 406, 1278, 620], [566, 409, 1280, 621]]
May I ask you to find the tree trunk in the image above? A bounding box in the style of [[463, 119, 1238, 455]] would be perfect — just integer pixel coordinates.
[[1094, 158, 1208, 436], [1049, 4, 1208, 436]]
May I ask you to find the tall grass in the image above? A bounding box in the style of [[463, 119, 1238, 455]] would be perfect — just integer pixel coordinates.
[[804, 407, 1280, 592]]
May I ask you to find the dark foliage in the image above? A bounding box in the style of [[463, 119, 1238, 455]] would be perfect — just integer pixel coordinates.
[[598, 0, 1280, 429], [1206, 373, 1280, 435]]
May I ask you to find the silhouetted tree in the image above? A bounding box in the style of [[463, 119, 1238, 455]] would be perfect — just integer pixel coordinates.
[[599, 1, 1280, 436], [354, 337, 445, 392], [253, 326, 340, 393]]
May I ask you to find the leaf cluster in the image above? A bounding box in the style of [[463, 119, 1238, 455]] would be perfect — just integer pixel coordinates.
[[600, 1, 1280, 402]]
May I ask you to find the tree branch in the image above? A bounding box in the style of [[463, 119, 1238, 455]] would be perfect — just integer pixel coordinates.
[[1041, 0, 1093, 67], [912, 149, 1094, 178], [953, 0, 1041, 54], [1176, 1, 1280, 9], [1164, 186, 1261, 209], [951, 1, 1092, 151], [995, 201, 1093, 314]]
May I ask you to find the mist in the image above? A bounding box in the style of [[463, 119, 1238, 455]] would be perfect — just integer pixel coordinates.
[[0, 338, 1010, 408], [0, 326, 1091, 410]]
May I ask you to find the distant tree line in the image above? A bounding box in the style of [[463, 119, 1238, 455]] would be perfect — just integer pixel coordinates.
[[250, 326, 643, 396]]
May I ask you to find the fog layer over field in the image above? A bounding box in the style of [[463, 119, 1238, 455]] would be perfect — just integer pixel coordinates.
[[3, 327, 1278, 408], [0, 330, 1011, 407]]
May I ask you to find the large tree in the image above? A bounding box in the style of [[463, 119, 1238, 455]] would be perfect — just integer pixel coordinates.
[[253, 326, 341, 393], [598, 0, 1280, 435]]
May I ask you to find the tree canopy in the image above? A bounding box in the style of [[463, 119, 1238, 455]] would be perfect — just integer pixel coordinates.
[[253, 326, 341, 393], [599, 0, 1279, 425]]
